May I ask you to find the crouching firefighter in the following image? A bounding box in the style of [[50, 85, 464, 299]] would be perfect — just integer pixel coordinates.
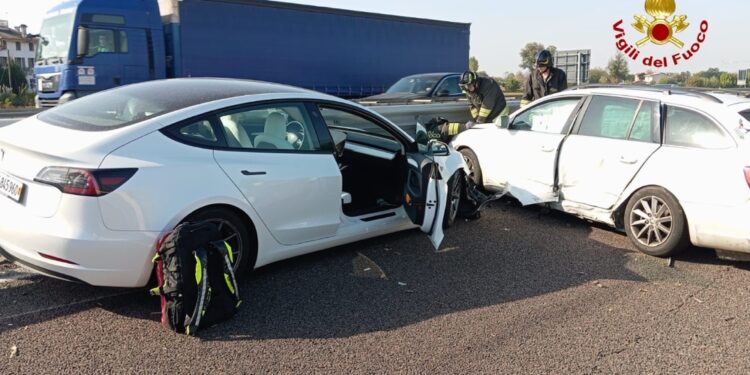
[[429, 71, 508, 142]]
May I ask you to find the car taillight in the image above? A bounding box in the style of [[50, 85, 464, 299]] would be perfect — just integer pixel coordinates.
[[34, 167, 137, 196], [745, 167, 750, 189]]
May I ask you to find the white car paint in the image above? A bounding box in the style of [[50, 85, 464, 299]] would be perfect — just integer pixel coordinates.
[[453, 87, 750, 255], [0, 79, 465, 287]]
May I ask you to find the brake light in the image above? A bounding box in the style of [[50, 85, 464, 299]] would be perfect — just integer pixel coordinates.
[[745, 167, 750, 189], [34, 167, 137, 196]]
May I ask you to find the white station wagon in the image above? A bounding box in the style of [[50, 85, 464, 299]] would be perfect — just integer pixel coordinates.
[[453, 86, 750, 258]]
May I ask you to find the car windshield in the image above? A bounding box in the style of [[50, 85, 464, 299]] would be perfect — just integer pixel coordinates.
[[386, 75, 442, 95], [36, 11, 75, 62]]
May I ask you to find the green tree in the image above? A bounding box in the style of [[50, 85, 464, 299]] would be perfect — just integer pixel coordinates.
[[686, 75, 706, 87], [519, 42, 557, 70], [606, 53, 629, 83], [697, 67, 721, 80], [588, 68, 607, 84], [469, 56, 479, 72], [0, 61, 29, 94], [719, 72, 737, 88], [501, 73, 521, 92], [707, 76, 720, 88]]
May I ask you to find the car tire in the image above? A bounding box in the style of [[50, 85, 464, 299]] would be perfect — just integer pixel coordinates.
[[459, 148, 483, 189], [185, 207, 255, 276], [443, 171, 463, 228], [624, 187, 690, 257]]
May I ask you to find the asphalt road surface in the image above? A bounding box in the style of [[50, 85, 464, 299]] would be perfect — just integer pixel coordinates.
[[1, 200, 749, 374], [0, 118, 22, 128]]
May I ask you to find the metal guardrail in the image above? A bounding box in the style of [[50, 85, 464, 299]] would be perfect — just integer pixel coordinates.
[[0, 108, 43, 118]]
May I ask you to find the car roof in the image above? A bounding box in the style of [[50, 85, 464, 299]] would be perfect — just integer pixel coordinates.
[[559, 85, 739, 109], [400, 73, 460, 79]]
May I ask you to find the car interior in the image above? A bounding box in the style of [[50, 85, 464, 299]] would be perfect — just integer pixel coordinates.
[[319, 106, 409, 217], [193, 104, 412, 217]]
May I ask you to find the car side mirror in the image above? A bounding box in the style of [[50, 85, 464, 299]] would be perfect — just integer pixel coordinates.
[[435, 89, 450, 97], [76, 26, 89, 58], [330, 129, 347, 158], [427, 140, 450, 156]]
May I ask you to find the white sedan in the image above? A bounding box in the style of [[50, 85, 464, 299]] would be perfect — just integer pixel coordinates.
[[0, 78, 468, 287], [453, 86, 750, 258]]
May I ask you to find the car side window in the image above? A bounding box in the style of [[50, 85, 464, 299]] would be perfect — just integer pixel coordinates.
[[319, 106, 397, 141], [739, 110, 750, 122], [176, 119, 217, 145], [578, 96, 640, 140], [216, 103, 320, 151], [665, 107, 731, 149], [87, 29, 116, 55], [511, 98, 580, 134], [628, 101, 659, 143], [434, 76, 462, 96]]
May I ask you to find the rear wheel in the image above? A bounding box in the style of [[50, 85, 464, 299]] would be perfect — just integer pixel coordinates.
[[443, 171, 463, 228], [185, 207, 255, 275], [624, 187, 689, 257], [459, 148, 483, 189]]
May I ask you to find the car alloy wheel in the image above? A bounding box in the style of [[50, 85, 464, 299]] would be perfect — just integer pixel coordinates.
[[629, 195, 672, 248], [624, 187, 689, 257], [204, 217, 243, 271], [442, 172, 464, 228]]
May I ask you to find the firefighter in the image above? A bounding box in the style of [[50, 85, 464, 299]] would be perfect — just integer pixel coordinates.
[[430, 71, 507, 142], [521, 50, 567, 107]]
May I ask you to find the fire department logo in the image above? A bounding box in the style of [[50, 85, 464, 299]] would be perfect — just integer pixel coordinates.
[[612, 0, 708, 68], [632, 0, 689, 48]]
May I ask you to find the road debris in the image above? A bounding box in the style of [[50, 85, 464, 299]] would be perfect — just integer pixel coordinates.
[[9, 345, 18, 358]]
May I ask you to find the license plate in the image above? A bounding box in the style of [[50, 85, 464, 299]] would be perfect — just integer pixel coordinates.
[[0, 171, 24, 202]]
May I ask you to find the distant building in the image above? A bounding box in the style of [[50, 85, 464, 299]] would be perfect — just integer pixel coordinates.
[[739, 69, 749, 88], [643, 72, 671, 85], [0, 20, 39, 90]]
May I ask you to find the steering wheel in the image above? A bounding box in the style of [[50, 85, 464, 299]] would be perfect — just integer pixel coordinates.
[[286, 120, 306, 150]]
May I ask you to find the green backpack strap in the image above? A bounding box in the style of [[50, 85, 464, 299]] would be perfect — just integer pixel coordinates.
[[211, 240, 241, 306], [184, 247, 211, 336]]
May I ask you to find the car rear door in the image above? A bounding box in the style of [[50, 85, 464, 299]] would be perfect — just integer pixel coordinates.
[[210, 102, 342, 246], [558, 96, 661, 209], [499, 97, 583, 205]]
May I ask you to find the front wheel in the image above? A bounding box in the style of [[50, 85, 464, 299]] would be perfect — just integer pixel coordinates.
[[624, 187, 690, 257], [458, 148, 483, 189], [185, 207, 255, 275], [443, 171, 463, 228]]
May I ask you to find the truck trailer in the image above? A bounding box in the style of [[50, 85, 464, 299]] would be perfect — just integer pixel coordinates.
[[34, 0, 471, 107]]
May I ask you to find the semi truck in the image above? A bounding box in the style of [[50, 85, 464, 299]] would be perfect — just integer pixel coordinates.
[[33, 0, 471, 107]]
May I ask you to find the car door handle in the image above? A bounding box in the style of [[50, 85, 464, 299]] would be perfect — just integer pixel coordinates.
[[619, 156, 637, 165], [241, 170, 266, 176], [540, 145, 555, 152]]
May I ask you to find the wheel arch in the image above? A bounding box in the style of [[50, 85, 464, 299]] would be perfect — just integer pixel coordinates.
[[183, 203, 260, 269], [613, 184, 691, 239]]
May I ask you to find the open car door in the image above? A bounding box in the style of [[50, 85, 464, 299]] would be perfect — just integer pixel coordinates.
[[402, 139, 454, 249]]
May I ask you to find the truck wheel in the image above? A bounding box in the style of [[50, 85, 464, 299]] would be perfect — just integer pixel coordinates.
[[185, 207, 255, 276], [624, 187, 690, 257], [459, 148, 483, 189]]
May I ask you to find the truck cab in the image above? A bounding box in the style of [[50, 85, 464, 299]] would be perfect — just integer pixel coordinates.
[[35, 0, 165, 107]]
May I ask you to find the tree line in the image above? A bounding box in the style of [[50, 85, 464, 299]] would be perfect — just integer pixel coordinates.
[[471, 43, 742, 93]]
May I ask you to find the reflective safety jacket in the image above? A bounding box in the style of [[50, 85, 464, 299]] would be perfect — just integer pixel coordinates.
[[467, 76, 507, 123], [521, 67, 568, 105]]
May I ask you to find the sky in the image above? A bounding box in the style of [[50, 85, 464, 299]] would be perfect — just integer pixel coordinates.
[[2, 0, 749, 76]]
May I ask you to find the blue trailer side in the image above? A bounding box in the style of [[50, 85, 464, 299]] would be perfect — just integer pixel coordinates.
[[171, 0, 470, 97], [34, 0, 470, 106]]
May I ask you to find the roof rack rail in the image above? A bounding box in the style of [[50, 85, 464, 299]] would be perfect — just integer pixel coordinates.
[[569, 84, 725, 103]]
